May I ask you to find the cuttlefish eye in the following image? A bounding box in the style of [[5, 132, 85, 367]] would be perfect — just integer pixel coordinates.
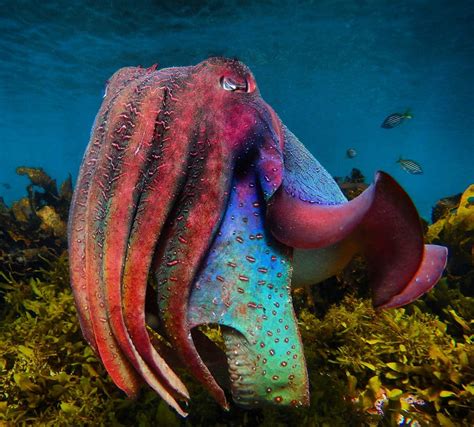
[[220, 76, 248, 92]]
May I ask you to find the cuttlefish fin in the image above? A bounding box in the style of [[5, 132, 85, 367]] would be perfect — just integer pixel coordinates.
[[266, 128, 447, 308]]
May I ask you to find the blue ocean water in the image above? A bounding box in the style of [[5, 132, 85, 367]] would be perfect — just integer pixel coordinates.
[[0, 0, 473, 218]]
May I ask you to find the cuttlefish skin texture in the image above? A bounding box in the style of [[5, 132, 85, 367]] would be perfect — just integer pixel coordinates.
[[68, 57, 447, 416]]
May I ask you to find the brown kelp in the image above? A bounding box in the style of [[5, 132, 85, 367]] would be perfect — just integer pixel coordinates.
[[334, 168, 369, 200], [0, 168, 472, 426], [0, 167, 71, 284]]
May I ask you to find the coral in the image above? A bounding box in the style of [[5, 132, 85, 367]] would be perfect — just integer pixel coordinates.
[[0, 172, 473, 426]]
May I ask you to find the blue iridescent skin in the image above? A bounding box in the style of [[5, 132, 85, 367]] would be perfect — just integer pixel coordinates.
[[188, 165, 308, 407], [185, 126, 350, 408]]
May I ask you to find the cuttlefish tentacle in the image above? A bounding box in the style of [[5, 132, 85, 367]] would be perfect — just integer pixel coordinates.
[[266, 127, 448, 308], [71, 66, 190, 414], [68, 66, 148, 354], [153, 133, 234, 409], [151, 80, 247, 408], [99, 71, 191, 414]]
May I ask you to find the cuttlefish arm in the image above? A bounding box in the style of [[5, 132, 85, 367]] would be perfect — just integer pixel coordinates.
[[69, 58, 283, 413], [266, 127, 447, 308], [68, 66, 146, 355], [68, 65, 190, 415]]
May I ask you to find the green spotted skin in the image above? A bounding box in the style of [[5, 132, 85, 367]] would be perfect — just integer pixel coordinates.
[[187, 165, 309, 407]]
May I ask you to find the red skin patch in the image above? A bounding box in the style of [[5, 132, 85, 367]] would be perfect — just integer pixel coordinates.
[[267, 171, 448, 308]]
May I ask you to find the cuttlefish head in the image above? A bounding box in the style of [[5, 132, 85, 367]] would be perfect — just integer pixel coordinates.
[[68, 57, 447, 416]]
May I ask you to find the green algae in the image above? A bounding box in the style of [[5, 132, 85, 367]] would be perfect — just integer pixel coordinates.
[[0, 173, 473, 426], [0, 167, 72, 283], [2, 262, 472, 426], [0, 254, 186, 426], [299, 296, 474, 426]]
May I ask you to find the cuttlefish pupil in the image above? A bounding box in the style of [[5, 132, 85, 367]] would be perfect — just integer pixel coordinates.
[[68, 56, 447, 416], [221, 76, 248, 92]]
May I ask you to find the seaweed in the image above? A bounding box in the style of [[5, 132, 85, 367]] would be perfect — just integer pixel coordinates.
[[298, 297, 473, 426], [426, 185, 474, 277], [334, 168, 369, 200], [0, 170, 473, 426], [0, 253, 188, 425], [0, 167, 72, 284]]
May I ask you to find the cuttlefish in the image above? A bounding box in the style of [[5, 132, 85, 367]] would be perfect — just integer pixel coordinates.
[[68, 57, 447, 416]]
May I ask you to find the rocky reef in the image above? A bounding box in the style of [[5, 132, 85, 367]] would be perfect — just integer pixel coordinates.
[[0, 168, 472, 426]]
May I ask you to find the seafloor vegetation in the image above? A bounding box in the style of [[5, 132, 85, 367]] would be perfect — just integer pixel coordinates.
[[0, 168, 472, 426]]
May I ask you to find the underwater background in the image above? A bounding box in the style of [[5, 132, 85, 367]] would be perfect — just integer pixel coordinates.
[[1, 0, 473, 219], [0, 1, 473, 426]]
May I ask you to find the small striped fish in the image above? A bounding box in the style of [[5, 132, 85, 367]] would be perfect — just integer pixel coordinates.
[[381, 110, 413, 128], [397, 158, 423, 174]]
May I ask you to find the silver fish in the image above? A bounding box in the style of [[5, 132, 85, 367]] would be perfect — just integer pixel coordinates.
[[381, 110, 413, 129], [397, 158, 423, 175], [346, 148, 357, 158]]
